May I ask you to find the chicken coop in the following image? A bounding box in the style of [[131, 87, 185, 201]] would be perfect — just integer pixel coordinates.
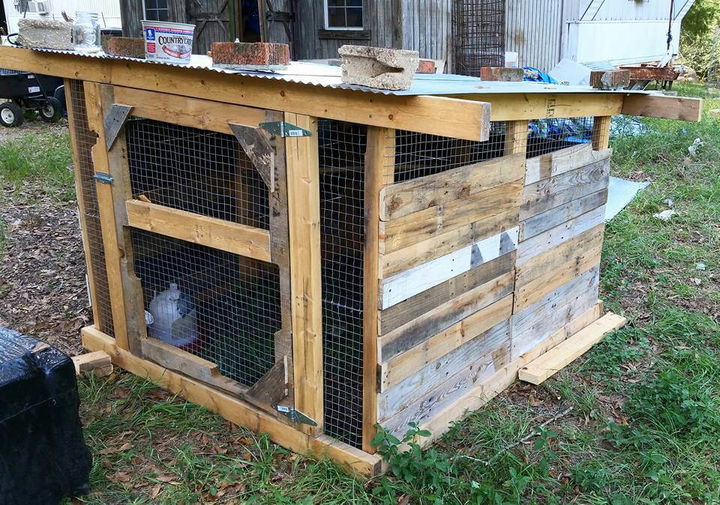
[[0, 47, 701, 475]]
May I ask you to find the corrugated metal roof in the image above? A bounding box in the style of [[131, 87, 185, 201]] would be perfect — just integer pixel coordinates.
[[25, 47, 648, 96]]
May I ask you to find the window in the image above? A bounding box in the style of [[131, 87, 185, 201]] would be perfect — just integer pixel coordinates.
[[144, 0, 170, 21], [324, 0, 363, 30]]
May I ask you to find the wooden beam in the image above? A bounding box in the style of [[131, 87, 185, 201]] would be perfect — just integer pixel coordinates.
[[504, 120, 528, 155], [83, 82, 130, 350], [519, 312, 627, 384], [72, 350, 112, 377], [126, 199, 272, 262], [363, 127, 396, 453], [285, 113, 324, 434], [81, 326, 382, 476], [621, 94, 702, 122], [592, 116, 612, 150], [114, 86, 267, 134], [0, 47, 491, 141]]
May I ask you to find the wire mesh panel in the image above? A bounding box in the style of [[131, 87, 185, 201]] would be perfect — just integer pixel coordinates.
[[318, 119, 367, 448], [126, 120, 269, 230], [67, 80, 114, 337], [453, 0, 506, 76], [394, 122, 507, 182], [527, 117, 595, 157], [131, 229, 280, 387]]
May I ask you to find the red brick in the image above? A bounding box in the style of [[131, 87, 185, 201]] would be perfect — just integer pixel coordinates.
[[211, 42, 290, 67], [417, 59, 437, 74], [590, 70, 631, 90], [479, 67, 524, 82], [107, 37, 146, 59]]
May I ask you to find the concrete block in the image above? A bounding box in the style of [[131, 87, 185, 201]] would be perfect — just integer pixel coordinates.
[[17, 19, 73, 50], [107, 37, 145, 59], [211, 42, 290, 70], [338, 45, 419, 90], [480, 67, 524, 82], [590, 70, 631, 90]]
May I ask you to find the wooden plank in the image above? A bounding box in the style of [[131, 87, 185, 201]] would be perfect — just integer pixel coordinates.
[[517, 205, 606, 265], [519, 189, 607, 241], [114, 86, 267, 134], [525, 145, 611, 186], [380, 252, 515, 335], [379, 154, 525, 221], [0, 47, 491, 141], [64, 79, 103, 330], [72, 350, 112, 377], [519, 313, 627, 384], [141, 337, 247, 396], [229, 123, 275, 189], [378, 320, 511, 422], [512, 266, 600, 360], [592, 116, 612, 150], [126, 200, 272, 262], [83, 82, 129, 351], [415, 301, 605, 445], [520, 157, 610, 220], [362, 126, 396, 453], [454, 92, 624, 121], [380, 180, 523, 254], [504, 120, 529, 155], [380, 225, 518, 307], [380, 271, 515, 362], [285, 113, 324, 434], [81, 326, 382, 476], [621, 94, 702, 122], [380, 294, 513, 390]]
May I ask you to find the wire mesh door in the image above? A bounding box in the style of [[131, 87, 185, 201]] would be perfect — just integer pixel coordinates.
[[110, 98, 294, 417]]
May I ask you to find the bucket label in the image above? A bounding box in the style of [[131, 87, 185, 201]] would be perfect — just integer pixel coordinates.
[[143, 23, 194, 63]]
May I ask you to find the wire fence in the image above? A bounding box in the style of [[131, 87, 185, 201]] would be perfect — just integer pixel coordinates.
[[527, 116, 595, 158], [453, 0, 506, 76]]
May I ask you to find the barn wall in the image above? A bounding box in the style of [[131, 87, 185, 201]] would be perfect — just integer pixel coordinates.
[[505, 0, 565, 72], [401, 0, 452, 63]]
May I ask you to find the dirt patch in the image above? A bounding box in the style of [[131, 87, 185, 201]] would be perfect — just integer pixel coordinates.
[[0, 184, 90, 355], [0, 118, 67, 142]]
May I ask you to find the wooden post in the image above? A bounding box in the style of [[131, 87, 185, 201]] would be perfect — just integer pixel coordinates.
[[363, 127, 396, 453], [64, 79, 103, 331], [592, 116, 612, 150], [83, 82, 147, 353], [285, 112, 324, 434], [504, 120, 529, 155]]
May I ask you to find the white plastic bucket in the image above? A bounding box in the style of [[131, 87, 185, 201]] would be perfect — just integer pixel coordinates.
[[142, 20, 195, 64]]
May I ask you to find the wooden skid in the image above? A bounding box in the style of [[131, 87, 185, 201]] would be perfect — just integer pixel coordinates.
[[519, 312, 628, 385], [82, 326, 382, 476]]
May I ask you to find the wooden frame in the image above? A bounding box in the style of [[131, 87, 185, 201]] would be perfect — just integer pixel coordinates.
[[15, 47, 700, 475]]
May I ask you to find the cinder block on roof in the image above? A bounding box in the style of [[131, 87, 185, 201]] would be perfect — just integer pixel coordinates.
[[18, 19, 73, 50], [338, 45, 419, 90]]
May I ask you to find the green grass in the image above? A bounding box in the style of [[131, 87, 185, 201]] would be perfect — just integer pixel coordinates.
[[39, 83, 720, 503], [0, 128, 75, 201]]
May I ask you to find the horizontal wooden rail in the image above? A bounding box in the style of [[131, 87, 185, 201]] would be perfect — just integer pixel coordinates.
[[126, 200, 272, 262], [114, 86, 267, 134], [621, 94, 703, 122], [0, 47, 491, 141]]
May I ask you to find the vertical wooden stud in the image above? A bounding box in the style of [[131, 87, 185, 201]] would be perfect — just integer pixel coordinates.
[[504, 120, 529, 155], [363, 127, 396, 453], [285, 112, 324, 434], [65, 79, 103, 331], [592, 116, 612, 150]]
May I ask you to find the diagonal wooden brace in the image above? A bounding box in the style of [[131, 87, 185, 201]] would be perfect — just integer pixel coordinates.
[[229, 122, 276, 191], [103, 104, 133, 150]]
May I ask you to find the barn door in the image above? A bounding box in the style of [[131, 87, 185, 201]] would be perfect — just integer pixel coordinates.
[[187, 0, 233, 54], [260, 0, 295, 55]]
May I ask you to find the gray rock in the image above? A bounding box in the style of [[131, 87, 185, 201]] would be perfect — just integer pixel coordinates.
[[338, 45, 419, 91], [18, 19, 73, 50]]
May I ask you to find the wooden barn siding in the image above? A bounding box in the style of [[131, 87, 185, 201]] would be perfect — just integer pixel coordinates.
[[505, 0, 565, 72]]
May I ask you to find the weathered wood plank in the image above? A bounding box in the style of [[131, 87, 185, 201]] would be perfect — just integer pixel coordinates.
[[519, 312, 627, 384], [525, 145, 611, 185], [285, 113, 324, 434], [519, 189, 607, 241], [379, 153, 525, 221], [511, 266, 600, 360], [592, 116, 612, 150], [621, 94, 702, 122], [517, 206, 606, 265], [126, 200, 273, 262], [380, 271, 515, 362], [504, 120, 529, 155], [380, 180, 522, 253], [520, 157, 610, 220], [378, 320, 511, 422], [362, 126, 396, 453], [380, 225, 518, 308], [380, 252, 514, 335], [380, 294, 513, 390]]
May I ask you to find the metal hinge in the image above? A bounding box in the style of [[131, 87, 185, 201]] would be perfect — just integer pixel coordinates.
[[260, 121, 312, 138], [94, 173, 114, 184], [275, 405, 318, 426]]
